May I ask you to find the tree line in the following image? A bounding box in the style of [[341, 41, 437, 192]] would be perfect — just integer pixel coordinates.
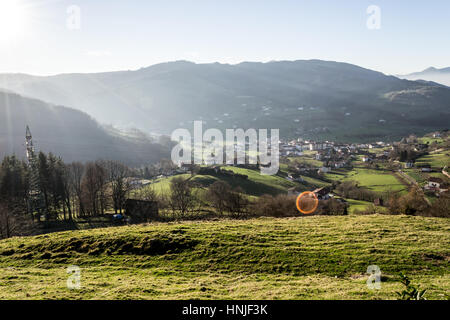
[[0, 152, 135, 238]]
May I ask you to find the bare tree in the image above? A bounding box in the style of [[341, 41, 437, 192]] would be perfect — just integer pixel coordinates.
[[105, 160, 131, 214], [95, 161, 108, 215], [138, 185, 158, 202], [207, 181, 248, 216], [69, 162, 85, 217], [82, 162, 107, 216], [169, 176, 195, 217], [225, 186, 248, 216], [0, 201, 34, 239], [207, 181, 230, 214]]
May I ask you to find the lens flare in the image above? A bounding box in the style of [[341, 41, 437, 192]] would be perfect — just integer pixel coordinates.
[[296, 191, 319, 215]]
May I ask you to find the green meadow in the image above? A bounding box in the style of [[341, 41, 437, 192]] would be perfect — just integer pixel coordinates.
[[343, 168, 407, 194], [143, 167, 297, 197], [0, 215, 448, 300], [415, 151, 450, 169]]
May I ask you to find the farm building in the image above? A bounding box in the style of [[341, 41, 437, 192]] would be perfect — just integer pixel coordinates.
[[287, 173, 304, 182], [128, 178, 152, 189], [313, 187, 332, 200], [424, 178, 448, 194], [425, 178, 443, 190]]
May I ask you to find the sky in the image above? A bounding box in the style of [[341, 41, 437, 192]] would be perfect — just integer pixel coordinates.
[[0, 0, 449, 76]]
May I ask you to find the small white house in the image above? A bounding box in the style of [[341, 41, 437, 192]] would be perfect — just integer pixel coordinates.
[[424, 178, 447, 193], [318, 167, 331, 174]]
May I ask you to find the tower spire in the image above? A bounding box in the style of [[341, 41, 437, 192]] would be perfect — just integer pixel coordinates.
[[25, 125, 35, 165], [25, 125, 46, 221]]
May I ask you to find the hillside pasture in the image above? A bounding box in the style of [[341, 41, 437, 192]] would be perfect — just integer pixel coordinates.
[[343, 168, 407, 194], [0, 215, 448, 300], [140, 167, 298, 198], [415, 151, 450, 169]]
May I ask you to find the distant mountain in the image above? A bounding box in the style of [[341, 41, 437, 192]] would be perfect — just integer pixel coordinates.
[[0, 90, 169, 165], [1, 60, 449, 142], [398, 67, 450, 87]]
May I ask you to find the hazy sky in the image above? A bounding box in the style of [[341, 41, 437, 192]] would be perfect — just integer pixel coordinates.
[[1, 0, 449, 76]]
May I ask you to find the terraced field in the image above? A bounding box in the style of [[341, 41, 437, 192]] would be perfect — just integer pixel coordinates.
[[415, 151, 450, 169]]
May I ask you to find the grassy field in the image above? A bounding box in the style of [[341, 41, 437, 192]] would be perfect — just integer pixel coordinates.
[[287, 156, 323, 167], [346, 199, 374, 214], [144, 174, 191, 194], [418, 137, 444, 145], [403, 168, 449, 186], [343, 168, 407, 194], [144, 167, 298, 197], [415, 151, 450, 169], [0, 215, 449, 300]]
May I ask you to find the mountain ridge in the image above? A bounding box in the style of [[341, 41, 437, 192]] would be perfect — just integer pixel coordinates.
[[399, 66, 450, 86], [1, 59, 449, 142]]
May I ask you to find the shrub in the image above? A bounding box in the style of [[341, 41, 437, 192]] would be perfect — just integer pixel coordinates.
[[335, 181, 377, 202], [251, 194, 298, 217], [396, 274, 427, 300], [388, 187, 429, 216], [207, 181, 248, 216], [252, 195, 348, 217], [316, 199, 348, 215], [425, 192, 450, 217]]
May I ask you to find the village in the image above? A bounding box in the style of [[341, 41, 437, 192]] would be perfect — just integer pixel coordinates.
[[123, 129, 449, 218]]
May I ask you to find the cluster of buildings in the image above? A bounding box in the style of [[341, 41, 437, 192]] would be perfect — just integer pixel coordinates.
[[280, 138, 388, 175], [280, 138, 389, 156]]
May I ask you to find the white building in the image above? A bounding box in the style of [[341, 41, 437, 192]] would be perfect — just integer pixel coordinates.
[[318, 167, 331, 174], [405, 161, 414, 168]]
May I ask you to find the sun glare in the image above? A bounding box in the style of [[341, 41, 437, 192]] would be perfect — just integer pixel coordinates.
[[0, 0, 27, 41]]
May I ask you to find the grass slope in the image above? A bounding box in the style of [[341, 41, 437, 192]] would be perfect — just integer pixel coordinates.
[[346, 199, 374, 214], [147, 167, 298, 197], [415, 151, 450, 169], [0, 215, 449, 300], [343, 168, 407, 193]]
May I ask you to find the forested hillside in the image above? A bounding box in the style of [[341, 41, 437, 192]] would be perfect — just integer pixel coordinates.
[[0, 90, 169, 165]]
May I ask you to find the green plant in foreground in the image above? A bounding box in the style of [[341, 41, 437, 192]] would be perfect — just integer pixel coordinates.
[[396, 273, 427, 300]]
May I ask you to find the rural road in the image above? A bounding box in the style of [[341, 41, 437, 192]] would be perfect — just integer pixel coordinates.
[[397, 170, 418, 186], [397, 170, 431, 206], [443, 167, 450, 179]]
